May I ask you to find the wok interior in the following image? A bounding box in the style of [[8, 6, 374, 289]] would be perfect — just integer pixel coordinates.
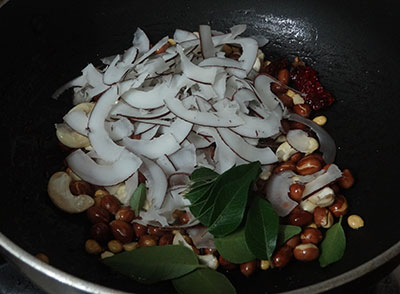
[[1, 0, 400, 293]]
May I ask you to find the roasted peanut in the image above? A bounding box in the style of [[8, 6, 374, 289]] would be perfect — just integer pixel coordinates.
[[85, 239, 102, 255], [278, 69, 290, 85], [133, 223, 147, 237], [329, 195, 348, 217], [272, 245, 293, 268], [178, 212, 190, 225], [312, 115, 327, 126], [330, 183, 341, 194], [138, 235, 157, 247], [293, 104, 311, 117], [289, 121, 308, 131], [313, 207, 334, 228], [115, 207, 135, 223], [148, 226, 165, 237], [347, 215, 364, 229], [338, 169, 355, 189], [289, 183, 305, 202], [138, 172, 146, 184], [90, 222, 111, 243], [300, 187, 336, 213], [293, 243, 319, 261], [107, 240, 123, 254], [289, 152, 303, 163], [70, 181, 93, 196], [271, 82, 288, 95], [110, 220, 134, 244], [300, 228, 323, 244], [35, 253, 50, 264], [285, 234, 301, 248], [240, 260, 257, 277], [159, 233, 174, 246], [172, 209, 184, 219], [273, 161, 296, 174], [100, 195, 121, 215], [219, 256, 237, 270], [87, 206, 110, 224], [260, 260, 270, 270], [288, 208, 313, 226], [123, 242, 138, 251], [296, 156, 322, 175], [100, 251, 114, 259], [278, 93, 294, 107]]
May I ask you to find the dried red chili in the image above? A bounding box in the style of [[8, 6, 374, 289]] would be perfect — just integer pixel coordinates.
[[290, 65, 334, 110]]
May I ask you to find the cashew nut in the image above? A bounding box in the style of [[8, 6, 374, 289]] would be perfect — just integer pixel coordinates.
[[305, 137, 319, 155], [172, 232, 217, 268], [286, 89, 305, 105], [55, 123, 90, 148], [172, 232, 193, 251], [276, 141, 298, 162], [300, 187, 335, 213], [198, 254, 219, 270], [48, 171, 94, 213], [104, 183, 130, 205], [68, 102, 95, 114], [66, 167, 82, 181]]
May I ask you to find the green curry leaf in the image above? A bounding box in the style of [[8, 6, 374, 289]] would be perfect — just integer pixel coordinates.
[[102, 245, 200, 284], [319, 217, 346, 267], [245, 195, 279, 260], [129, 183, 147, 216], [214, 226, 256, 263], [172, 268, 236, 294]]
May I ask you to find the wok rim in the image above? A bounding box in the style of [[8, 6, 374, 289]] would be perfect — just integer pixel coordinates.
[[1, 231, 399, 294]]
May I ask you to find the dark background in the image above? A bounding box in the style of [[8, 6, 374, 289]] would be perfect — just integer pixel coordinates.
[[1, 0, 400, 293]]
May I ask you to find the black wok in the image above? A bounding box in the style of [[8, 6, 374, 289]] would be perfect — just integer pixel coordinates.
[[1, 0, 400, 293]]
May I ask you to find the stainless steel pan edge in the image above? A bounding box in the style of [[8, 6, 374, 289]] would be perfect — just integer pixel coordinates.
[[1, 232, 400, 294]]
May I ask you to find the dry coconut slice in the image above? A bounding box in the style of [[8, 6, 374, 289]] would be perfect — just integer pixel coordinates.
[[139, 156, 168, 210], [122, 118, 192, 159], [265, 171, 299, 217], [66, 149, 142, 186], [176, 45, 217, 85], [104, 117, 134, 141], [63, 109, 89, 136], [199, 25, 215, 59], [302, 164, 342, 198], [164, 95, 244, 127], [132, 27, 150, 55], [87, 85, 125, 163], [217, 128, 278, 165], [122, 81, 180, 109]]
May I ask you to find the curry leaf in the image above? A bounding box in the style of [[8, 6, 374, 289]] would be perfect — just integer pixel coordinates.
[[172, 268, 236, 294], [214, 226, 256, 264], [277, 225, 302, 247], [129, 183, 147, 216], [102, 245, 200, 284], [319, 217, 346, 267], [245, 195, 279, 260], [190, 167, 219, 183], [184, 182, 214, 206], [207, 162, 261, 236]]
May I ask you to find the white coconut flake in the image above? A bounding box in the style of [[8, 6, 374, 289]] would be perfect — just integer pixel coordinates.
[[87, 85, 125, 163], [105, 117, 134, 141], [63, 110, 89, 136], [176, 45, 217, 85], [217, 128, 278, 165], [139, 156, 168, 210], [66, 149, 142, 186], [265, 171, 299, 217], [303, 164, 342, 198]]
